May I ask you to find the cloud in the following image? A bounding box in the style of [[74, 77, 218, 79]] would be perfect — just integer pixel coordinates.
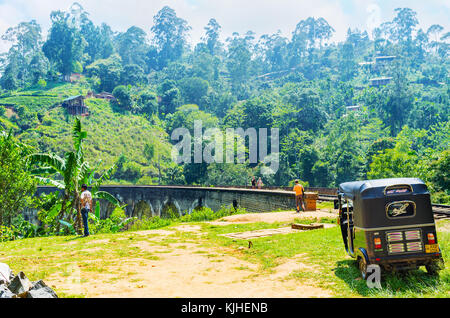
[[0, 2, 26, 52]]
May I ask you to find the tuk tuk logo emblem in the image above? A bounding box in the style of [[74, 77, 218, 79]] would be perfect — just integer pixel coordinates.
[[392, 203, 409, 216], [387, 201, 415, 218]]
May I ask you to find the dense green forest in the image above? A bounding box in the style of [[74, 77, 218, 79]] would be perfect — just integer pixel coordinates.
[[0, 3, 449, 203]]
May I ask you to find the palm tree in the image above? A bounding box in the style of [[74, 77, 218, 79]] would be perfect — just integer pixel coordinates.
[[29, 118, 119, 235]]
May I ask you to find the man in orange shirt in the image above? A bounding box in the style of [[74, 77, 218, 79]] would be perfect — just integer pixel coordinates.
[[293, 180, 306, 213]]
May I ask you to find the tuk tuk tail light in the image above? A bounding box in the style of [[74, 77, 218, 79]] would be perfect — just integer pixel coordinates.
[[427, 233, 436, 244], [374, 238, 382, 249]]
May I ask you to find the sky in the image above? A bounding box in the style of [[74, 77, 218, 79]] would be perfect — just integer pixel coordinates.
[[0, 0, 449, 53]]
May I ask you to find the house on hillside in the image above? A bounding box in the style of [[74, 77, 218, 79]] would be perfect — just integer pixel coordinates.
[[94, 92, 116, 101], [359, 56, 396, 70], [346, 105, 361, 112], [375, 56, 396, 64], [61, 95, 90, 116], [62, 73, 83, 83], [369, 77, 392, 87], [358, 61, 375, 67]]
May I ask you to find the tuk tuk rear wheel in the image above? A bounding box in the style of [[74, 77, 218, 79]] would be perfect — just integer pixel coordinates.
[[425, 263, 441, 276], [358, 257, 368, 280]]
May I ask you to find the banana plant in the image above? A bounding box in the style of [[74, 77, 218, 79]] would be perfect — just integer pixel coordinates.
[[28, 118, 120, 235]]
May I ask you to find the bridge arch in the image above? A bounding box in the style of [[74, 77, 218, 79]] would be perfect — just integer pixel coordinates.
[[189, 197, 209, 214], [133, 200, 154, 219], [160, 199, 182, 219]]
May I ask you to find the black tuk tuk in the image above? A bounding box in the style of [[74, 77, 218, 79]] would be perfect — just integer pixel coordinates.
[[337, 178, 444, 279]]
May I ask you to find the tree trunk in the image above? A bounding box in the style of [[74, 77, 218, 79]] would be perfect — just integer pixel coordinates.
[[74, 191, 82, 235], [56, 193, 69, 234], [158, 154, 161, 185]]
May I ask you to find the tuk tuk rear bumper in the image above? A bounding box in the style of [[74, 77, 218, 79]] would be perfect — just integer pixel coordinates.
[[370, 253, 444, 271]]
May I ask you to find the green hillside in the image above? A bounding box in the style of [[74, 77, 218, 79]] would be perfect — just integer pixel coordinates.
[[0, 83, 174, 184], [0, 4, 448, 200]]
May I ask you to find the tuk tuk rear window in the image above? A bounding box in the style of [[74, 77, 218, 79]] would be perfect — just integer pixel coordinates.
[[386, 201, 416, 219], [385, 185, 412, 195]]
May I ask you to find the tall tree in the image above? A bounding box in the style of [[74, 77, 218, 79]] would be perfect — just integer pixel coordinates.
[[391, 8, 419, 45], [85, 53, 123, 92], [150, 6, 191, 69], [29, 118, 118, 235], [427, 24, 445, 55], [43, 10, 86, 76], [79, 10, 115, 64], [384, 60, 414, 136], [115, 26, 148, 66], [1, 20, 46, 87], [179, 77, 210, 107], [158, 79, 182, 115], [256, 31, 289, 72], [202, 18, 222, 55], [290, 17, 334, 65], [226, 31, 255, 99], [0, 130, 37, 227], [1, 20, 43, 61]]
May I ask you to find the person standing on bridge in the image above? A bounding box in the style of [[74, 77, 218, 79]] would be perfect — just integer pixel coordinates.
[[251, 176, 256, 189], [257, 177, 264, 189], [80, 184, 93, 237], [293, 180, 306, 213]]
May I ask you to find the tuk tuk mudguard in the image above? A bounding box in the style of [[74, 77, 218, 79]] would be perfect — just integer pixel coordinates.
[[356, 248, 369, 264]]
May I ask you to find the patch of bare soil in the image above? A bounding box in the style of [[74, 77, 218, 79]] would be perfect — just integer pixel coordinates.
[[221, 224, 336, 240], [132, 229, 176, 237], [172, 224, 206, 236], [269, 254, 321, 280], [209, 210, 337, 226], [436, 219, 450, 232], [46, 221, 333, 298]]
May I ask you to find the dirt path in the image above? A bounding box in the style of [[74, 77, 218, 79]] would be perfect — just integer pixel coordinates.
[[45, 212, 336, 298], [208, 210, 337, 226]]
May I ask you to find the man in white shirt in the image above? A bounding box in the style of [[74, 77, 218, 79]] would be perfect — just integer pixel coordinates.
[[80, 184, 92, 237]]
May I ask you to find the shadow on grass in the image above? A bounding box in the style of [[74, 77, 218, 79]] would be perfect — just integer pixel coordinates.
[[64, 235, 89, 242], [333, 259, 443, 297]]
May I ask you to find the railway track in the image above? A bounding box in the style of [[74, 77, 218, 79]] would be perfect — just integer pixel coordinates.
[[432, 204, 450, 219], [317, 194, 450, 219]]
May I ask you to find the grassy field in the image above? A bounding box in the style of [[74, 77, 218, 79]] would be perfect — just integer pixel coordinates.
[[0, 82, 88, 112], [202, 219, 450, 298], [0, 215, 449, 298]]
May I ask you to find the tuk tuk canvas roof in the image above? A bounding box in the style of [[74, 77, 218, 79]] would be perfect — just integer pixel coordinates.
[[338, 178, 425, 200]]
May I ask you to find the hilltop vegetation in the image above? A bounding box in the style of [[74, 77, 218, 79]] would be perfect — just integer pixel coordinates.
[[0, 83, 174, 185], [0, 3, 448, 201]]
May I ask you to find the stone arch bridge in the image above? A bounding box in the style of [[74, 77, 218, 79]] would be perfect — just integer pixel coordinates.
[[25, 186, 321, 224]]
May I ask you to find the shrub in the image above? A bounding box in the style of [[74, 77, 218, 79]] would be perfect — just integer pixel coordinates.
[[432, 192, 450, 205], [11, 215, 38, 238], [37, 79, 47, 88], [179, 205, 246, 223], [0, 215, 42, 241], [89, 206, 136, 234], [128, 205, 246, 232], [0, 225, 16, 241], [128, 216, 172, 231], [112, 85, 133, 111], [179, 207, 217, 222]]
